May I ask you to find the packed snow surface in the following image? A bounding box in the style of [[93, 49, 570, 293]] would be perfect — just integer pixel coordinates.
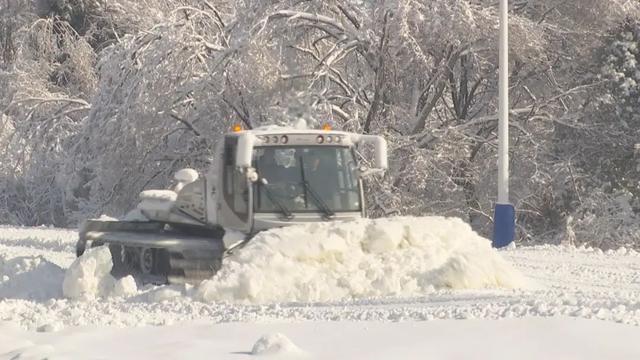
[[197, 217, 527, 303], [1, 318, 639, 359]]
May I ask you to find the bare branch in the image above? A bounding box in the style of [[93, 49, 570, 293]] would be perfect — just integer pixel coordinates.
[[167, 112, 201, 137]]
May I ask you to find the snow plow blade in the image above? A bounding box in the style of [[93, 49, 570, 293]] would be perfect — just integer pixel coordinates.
[[77, 220, 224, 284]]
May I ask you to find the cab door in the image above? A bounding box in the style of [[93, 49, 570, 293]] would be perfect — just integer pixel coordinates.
[[217, 136, 253, 233]]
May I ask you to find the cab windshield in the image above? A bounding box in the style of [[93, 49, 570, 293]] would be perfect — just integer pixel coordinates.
[[253, 146, 361, 213]]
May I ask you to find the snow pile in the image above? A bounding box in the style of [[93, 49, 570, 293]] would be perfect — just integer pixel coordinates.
[[251, 333, 305, 357], [63, 246, 114, 299], [62, 246, 137, 299], [112, 275, 138, 297], [0, 255, 65, 300], [196, 216, 528, 303]]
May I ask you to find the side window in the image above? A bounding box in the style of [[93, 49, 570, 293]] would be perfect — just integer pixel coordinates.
[[336, 150, 346, 189], [337, 149, 356, 190], [222, 137, 248, 221], [223, 137, 236, 197], [233, 168, 248, 215]]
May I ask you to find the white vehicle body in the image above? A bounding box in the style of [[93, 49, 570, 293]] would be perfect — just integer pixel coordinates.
[[76, 126, 388, 283]]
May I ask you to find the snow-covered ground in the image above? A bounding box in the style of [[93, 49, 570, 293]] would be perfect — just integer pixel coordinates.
[[2, 318, 639, 359], [1, 218, 640, 358]]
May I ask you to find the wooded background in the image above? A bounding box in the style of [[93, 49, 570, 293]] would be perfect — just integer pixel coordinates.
[[2, 0, 640, 249]]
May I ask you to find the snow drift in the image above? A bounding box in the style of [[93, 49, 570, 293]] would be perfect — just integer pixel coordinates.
[[196, 216, 528, 304], [0, 255, 65, 300]]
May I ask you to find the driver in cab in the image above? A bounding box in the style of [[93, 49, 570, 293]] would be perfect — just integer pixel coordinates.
[[257, 148, 296, 184], [304, 150, 334, 195]]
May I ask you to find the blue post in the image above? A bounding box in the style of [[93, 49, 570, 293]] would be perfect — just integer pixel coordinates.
[[493, 203, 515, 248]]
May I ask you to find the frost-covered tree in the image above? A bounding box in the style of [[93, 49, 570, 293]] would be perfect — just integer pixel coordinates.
[[0, 1, 95, 225], [601, 18, 640, 129], [69, 1, 236, 219], [550, 16, 640, 249]]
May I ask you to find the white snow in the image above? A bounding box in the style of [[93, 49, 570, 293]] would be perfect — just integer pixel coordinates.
[[97, 214, 118, 221], [137, 190, 177, 213], [1, 318, 639, 359], [145, 286, 184, 302], [0, 255, 64, 301], [196, 217, 528, 303], [173, 168, 199, 192], [250, 333, 305, 356], [173, 168, 199, 183], [62, 246, 116, 300], [139, 190, 178, 202], [1, 221, 640, 358], [112, 275, 138, 297], [2, 343, 56, 360]]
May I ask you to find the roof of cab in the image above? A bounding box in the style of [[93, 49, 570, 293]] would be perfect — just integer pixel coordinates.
[[227, 125, 352, 137]]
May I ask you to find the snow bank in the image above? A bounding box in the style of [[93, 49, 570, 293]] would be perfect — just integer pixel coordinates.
[[196, 216, 528, 303], [62, 247, 117, 300], [0, 255, 65, 300], [251, 333, 305, 357]]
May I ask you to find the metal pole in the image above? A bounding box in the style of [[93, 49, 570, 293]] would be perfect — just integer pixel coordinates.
[[497, 0, 509, 205], [493, 0, 515, 248]]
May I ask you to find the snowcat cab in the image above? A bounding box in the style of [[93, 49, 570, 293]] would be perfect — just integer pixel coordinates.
[[76, 126, 387, 284]]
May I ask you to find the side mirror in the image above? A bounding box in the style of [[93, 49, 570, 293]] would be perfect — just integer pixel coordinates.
[[173, 168, 199, 192], [245, 167, 259, 182], [236, 133, 254, 168], [357, 165, 385, 178], [351, 135, 388, 170]]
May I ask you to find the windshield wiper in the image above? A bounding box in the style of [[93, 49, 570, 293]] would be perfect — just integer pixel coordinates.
[[299, 156, 335, 220], [259, 179, 294, 220], [302, 181, 335, 220]]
